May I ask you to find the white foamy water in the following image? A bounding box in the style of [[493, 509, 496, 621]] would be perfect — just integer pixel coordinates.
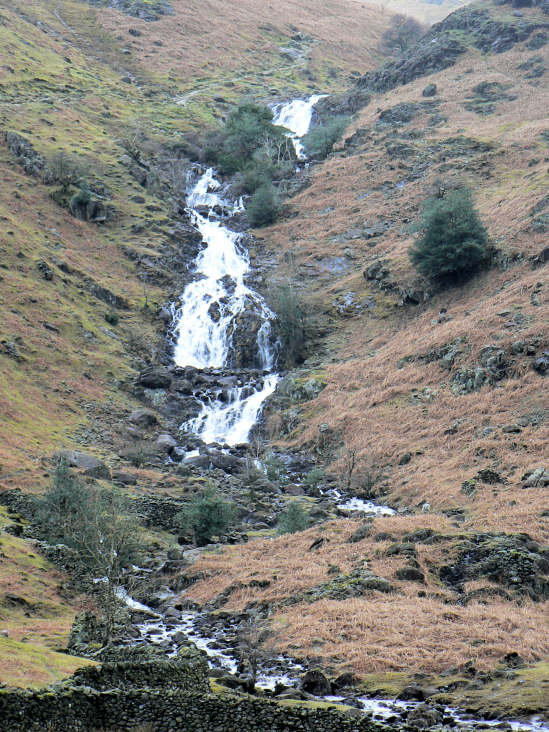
[[121, 589, 549, 732], [172, 97, 323, 446], [272, 94, 326, 158]]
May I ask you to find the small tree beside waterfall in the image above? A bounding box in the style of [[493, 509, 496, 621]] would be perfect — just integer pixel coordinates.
[[205, 103, 295, 179], [175, 484, 236, 546], [37, 458, 141, 643], [269, 281, 307, 367], [301, 115, 350, 160]]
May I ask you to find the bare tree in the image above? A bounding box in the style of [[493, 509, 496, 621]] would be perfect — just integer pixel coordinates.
[[237, 615, 271, 689], [342, 447, 357, 492], [380, 14, 428, 56]]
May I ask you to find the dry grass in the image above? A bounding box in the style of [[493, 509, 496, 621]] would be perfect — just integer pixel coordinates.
[[183, 514, 549, 674], [95, 0, 390, 88], [259, 10, 549, 543], [0, 509, 92, 687], [272, 596, 549, 674]]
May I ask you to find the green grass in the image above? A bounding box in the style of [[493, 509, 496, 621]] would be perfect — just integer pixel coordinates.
[[0, 637, 94, 689]]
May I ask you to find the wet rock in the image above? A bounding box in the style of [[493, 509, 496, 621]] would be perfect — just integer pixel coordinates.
[[156, 433, 177, 453], [398, 683, 430, 701], [129, 408, 158, 427], [300, 669, 331, 696], [332, 672, 358, 690], [407, 703, 443, 728], [137, 367, 172, 389], [208, 302, 221, 322], [229, 307, 269, 369]]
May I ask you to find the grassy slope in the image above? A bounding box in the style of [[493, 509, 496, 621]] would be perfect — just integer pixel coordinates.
[[0, 0, 391, 687], [187, 0, 549, 708], [0, 508, 94, 686], [263, 1, 549, 543]]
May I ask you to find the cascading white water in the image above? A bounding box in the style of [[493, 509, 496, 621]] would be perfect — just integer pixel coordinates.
[[173, 169, 269, 370], [172, 96, 322, 446], [272, 94, 326, 158]]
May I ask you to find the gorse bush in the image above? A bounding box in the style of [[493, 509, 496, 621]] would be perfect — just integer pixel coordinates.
[[175, 484, 235, 546], [277, 501, 310, 535], [302, 116, 350, 160], [409, 187, 489, 284], [246, 183, 279, 227]]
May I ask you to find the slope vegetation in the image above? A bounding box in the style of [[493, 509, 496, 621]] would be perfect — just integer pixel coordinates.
[[182, 0, 549, 704], [0, 0, 391, 687]]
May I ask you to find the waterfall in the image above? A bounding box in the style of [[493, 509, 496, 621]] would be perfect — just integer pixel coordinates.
[[272, 94, 326, 158], [172, 95, 322, 446]]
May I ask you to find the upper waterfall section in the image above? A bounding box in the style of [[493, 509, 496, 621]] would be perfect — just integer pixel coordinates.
[[272, 94, 326, 158]]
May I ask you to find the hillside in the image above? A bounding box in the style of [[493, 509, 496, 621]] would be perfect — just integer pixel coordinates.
[[0, 0, 390, 695], [259, 0, 549, 540], [181, 0, 549, 717], [0, 0, 389, 488], [0, 0, 548, 727]]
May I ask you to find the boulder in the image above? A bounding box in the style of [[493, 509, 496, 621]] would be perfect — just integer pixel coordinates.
[[398, 684, 426, 701], [300, 669, 332, 696], [112, 471, 138, 486], [229, 306, 268, 369], [533, 352, 549, 374], [129, 408, 158, 427], [137, 367, 172, 389], [347, 523, 372, 543], [332, 672, 358, 690], [156, 434, 177, 453], [522, 467, 549, 488], [57, 451, 110, 479], [407, 703, 443, 728], [422, 83, 437, 97]]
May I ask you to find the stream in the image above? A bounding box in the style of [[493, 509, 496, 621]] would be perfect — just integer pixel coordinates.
[[143, 97, 549, 731]]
